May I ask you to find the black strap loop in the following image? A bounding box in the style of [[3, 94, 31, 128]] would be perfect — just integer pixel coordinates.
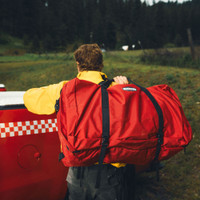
[[99, 79, 114, 89]]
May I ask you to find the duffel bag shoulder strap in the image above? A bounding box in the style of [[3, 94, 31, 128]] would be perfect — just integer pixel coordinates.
[[128, 78, 164, 181], [96, 78, 113, 188]]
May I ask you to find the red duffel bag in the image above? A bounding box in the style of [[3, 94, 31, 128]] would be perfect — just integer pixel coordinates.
[[56, 78, 192, 167]]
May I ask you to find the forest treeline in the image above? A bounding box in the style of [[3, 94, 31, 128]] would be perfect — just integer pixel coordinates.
[[0, 0, 200, 51]]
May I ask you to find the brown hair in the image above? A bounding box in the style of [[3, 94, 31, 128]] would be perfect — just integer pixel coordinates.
[[74, 44, 104, 71]]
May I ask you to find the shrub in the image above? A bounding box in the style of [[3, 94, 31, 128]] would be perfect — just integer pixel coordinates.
[[140, 48, 200, 69], [164, 43, 176, 48], [3, 49, 26, 56]]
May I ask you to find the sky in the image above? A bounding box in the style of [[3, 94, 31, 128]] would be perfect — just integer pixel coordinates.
[[141, 0, 191, 5]]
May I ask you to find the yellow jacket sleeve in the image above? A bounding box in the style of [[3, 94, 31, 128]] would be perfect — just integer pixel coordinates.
[[23, 81, 68, 115]]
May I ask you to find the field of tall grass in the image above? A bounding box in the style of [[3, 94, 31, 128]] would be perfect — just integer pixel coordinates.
[[0, 48, 199, 200]]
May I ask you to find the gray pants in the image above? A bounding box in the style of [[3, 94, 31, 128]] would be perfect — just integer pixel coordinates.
[[66, 164, 135, 200]]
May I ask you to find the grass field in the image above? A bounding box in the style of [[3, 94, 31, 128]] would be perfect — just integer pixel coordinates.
[[0, 49, 199, 200]]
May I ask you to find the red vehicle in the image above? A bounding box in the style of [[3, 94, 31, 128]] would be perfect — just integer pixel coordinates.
[[0, 85, 149, 200], [0, 87, 68, 200]]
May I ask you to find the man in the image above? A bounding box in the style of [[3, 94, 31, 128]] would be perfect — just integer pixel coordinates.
[[24, 44, 134, 200]]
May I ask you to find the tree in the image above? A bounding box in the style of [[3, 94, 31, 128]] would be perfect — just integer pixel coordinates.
[[1, 0, 200, 50]]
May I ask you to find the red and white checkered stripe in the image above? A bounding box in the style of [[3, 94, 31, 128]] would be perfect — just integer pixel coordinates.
[[0, 118, 58, 138]]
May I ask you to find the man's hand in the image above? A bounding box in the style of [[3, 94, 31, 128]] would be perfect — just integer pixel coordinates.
[[113, 76, 129, 84]]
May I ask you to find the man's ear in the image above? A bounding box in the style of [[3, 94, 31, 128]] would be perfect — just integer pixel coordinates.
[[76, 62, 80, 72]]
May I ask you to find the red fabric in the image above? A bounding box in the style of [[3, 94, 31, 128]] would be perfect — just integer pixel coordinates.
[[57, 78, 192, 167]]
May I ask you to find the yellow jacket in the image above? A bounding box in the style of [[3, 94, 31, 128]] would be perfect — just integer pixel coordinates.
[[24, 71, 126, 168]]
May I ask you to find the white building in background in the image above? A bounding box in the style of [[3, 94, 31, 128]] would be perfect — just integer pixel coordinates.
[[122, 45, 129, 51]]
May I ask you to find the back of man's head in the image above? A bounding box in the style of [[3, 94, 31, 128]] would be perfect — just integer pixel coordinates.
[[74, 44, 104, 72]]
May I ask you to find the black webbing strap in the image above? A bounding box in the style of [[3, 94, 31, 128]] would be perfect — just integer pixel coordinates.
[[58, 152, 65, 161], [95, 80, 111, 188], [128, 78, 164, 181]]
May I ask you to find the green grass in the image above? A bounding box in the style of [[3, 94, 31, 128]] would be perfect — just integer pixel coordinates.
[[0, 49, 199, 200]]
